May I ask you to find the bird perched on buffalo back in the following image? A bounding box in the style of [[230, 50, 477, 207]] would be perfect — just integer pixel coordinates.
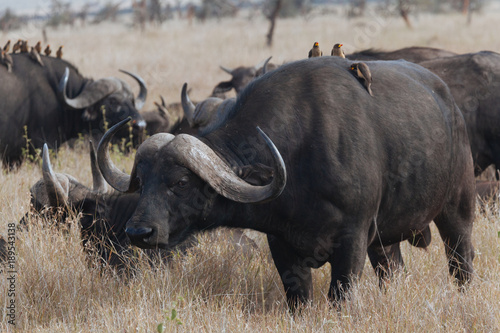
[[12, 40, 22, 53], [44, 45, 51, 56], [308, 42, 323, 58], [35, 41, 42, 54], [20, 40, 29, 53], [350, 62, 373, 96], [30, 47, 44, 67], [1, 50, 13, 72], [56, 45, 63, 59], [331, 43, 345, 58], [3, 40, 10, 53]]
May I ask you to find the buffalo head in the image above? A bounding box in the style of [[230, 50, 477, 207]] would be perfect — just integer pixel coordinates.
[[211, 56, 275, 98], [181, 83, 236, 134], [59, 67, 147, 135], [97, 118, 286, 249], [23, 143, 107, 221]]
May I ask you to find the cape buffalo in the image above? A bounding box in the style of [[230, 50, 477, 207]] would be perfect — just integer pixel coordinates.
[[211, 56, 277, 98], [20, 144, 181, 270], [347, 46, 457, 62], [22, 144, 256, 270], [0, 53, 147, 167], [418, 51, 500, 176], [98, 57, 475, 308]]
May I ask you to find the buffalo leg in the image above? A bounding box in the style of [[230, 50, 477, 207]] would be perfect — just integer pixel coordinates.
[[434, 199, 475, 287], [267, 234, 313, 310], [328, 233, 368, 303], [367, 243, 404, 288]]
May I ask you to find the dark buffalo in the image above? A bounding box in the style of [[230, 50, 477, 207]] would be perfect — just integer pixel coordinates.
[[22, 144, 256, 269], [418, 51, 500, 176], [347, 46, 457, 62], [20, 144, 179, 270], [0, 53, 147, 167], [98, 57, 475, 308], [180, 83, 236, 135], [143, 85, 235, 137], [211, 57, 277, 98]]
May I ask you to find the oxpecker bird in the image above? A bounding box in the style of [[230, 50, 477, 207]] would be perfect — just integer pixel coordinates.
[[30, 47, 44, 67], [331, 43, 345, 58], [34, 41, 42, 54], [20, 40, 29, 53], [350, 62, 373, 96], [308, 42, 323, 58], [1, 50, 13, 72], [12, 40, 22, 53], [3, 40, 10, 53], [44, 45, 51, 56], [56, 45, 63, 59]]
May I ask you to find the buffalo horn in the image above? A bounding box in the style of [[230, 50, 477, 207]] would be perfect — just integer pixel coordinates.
[[89, 140, 108, 193], [59, 67, 122, 110], [219, 65, 233, 75], [170, 127, 286, 203], [261, 56, 272, 75], [119, 69, 148, 111], [42, 144, 69, 207], [181, 83, 196, 127], [97, 118, 175, 192]]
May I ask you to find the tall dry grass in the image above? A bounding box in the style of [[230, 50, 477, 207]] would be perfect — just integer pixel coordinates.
[[1, 4, 500, 332]]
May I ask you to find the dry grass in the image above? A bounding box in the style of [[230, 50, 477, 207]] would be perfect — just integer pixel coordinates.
[[1, 5, 500, 332]]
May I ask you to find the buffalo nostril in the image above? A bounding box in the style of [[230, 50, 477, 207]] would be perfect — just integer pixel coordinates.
[[126, 227, 153, 240]]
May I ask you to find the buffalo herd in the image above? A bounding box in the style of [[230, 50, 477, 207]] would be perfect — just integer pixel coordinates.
[[5, 42, 500, 310]]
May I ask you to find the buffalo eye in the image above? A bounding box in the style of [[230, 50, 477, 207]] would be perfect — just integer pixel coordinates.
[[177, 176, 189, 188]]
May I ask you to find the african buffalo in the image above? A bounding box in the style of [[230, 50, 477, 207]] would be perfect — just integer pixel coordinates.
[[98, 57, 475, 309], [211, 56, 277, 98], [418, 51, 500, 176], [0, 53, 147, 167], [22, 144, 256, 270], [347, 46, 457, 62], [142, 86, 235, 137], [20, 144, 180, 270]]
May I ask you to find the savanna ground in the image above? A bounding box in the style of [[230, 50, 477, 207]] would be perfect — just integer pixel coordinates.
[[1, 3, 500, 331]]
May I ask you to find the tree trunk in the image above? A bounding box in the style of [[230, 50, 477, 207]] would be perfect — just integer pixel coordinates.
[[398, 0, 412, 29], [266, 0, 282, 47]]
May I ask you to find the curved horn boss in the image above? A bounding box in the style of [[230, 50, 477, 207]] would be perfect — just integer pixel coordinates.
[[97, 118, 286, 203]]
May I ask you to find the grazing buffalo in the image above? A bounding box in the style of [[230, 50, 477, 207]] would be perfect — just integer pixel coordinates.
[[98, 57, 475, 309], [418, 51, 500, 176], [211, 57, 277, 98], [20, 144, 181, 270], [22, 144, 256, 270], [0, 53, 147, 167], [347, 46, 457, 62]]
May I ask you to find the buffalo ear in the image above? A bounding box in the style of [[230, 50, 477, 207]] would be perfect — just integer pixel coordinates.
[[212, 81, 233, 95], [236, 163, 275, 186], [82, 108, 99, 121]]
